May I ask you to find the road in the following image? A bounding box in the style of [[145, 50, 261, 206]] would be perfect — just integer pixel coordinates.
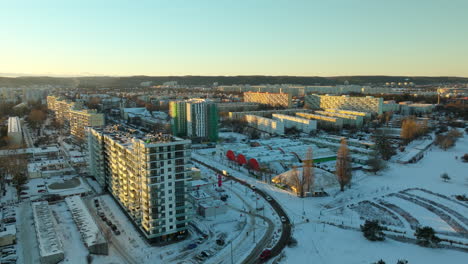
[[83, 196, 138, 264], [22, 124, 35, 148], [192, 157, 292, 264]]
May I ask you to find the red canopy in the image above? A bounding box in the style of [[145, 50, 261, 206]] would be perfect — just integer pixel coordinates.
[[236, 154, 247, 165], [226, 150, 236, 161], [248, 158, 260, 171]]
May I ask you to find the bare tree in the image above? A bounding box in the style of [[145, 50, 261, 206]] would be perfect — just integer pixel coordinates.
[[336, 138, 352, 191]]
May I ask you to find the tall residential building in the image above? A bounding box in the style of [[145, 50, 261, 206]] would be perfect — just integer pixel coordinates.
[[305, 94, 383, 115], [243, 91, 292, 108], [86, 125, 192, 243], [169, 99, 218, 142], [169, 101, 187, 137], [70, 109, 105, 140]]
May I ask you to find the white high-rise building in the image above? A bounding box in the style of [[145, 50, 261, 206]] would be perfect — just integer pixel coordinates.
[[86, 125, 192, 243]]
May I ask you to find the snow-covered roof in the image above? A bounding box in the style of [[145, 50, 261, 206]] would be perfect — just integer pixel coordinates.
[[65, 196, 106, 248], [7, 116, 21, 133], [32, 201, 64, 258]]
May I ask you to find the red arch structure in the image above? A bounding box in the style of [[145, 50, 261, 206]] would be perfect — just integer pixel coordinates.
[[226, 150, 236, 161], [248, 158, 260, 171], [236, 154, 247, 165]]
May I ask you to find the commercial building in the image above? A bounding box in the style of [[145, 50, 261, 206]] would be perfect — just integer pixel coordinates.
[[296, 112, 344, 130], [170, 99, 218, 142], [86, 125, 192, 243], [244, 91, 292, 108], [245, 115, 285, 135], [272, 114, 317, 133], [7, 116, 22, 146], [32, 201, 64, 264], [70, 109, 105, 140], [305, 94, 383, 115]]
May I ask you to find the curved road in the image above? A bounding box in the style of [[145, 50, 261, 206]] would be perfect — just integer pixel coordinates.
[[192, 157, 292, 264]]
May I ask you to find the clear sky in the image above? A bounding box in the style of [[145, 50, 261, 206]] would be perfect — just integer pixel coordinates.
[[1, 0, 468, 77]]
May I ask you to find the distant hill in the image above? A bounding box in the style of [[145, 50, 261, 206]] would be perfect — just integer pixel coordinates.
[[1, 75, 467, 88]]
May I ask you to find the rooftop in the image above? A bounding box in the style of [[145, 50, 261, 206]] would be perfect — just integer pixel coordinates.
[[32, 201, 64, 258], [7, 116, 21, 133]]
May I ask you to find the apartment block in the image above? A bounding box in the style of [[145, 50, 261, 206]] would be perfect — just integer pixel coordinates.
[[7, 116, 23, 146], [272, 114, 317, 133], [70, 109, 105, 140], [305, 94, 383, 115], [296, 112, 344, 130], [170, 99, 218, 142], [228, 109, 313, 120], [315, 110, 364, 128], [47, 96, 83, 124], [86, 126, 192, 243], [245, 115, 285, 135], [244, 92, 292, 108]]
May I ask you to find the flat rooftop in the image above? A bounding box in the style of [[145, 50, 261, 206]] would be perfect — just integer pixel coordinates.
[[7, 116, 21, 133]]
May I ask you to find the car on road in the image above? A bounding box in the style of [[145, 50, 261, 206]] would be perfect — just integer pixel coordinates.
[[280, 216, 287, 223], [250, 185, 256, 190], [113, 229, 121, 235], [266, 196, 272, 201], [187, 243, 198, 250], [259, 249, 271, 261]]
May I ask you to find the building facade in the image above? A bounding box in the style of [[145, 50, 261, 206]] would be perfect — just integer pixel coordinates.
[[305, 94, 383, 115], [47, 96, 83, 124], [7, 116, 23, 146], [70, 109, 105, 140], [170, 99, 218, 142], [271, 114, 317, 133], [86, 126, 192, 242], [245, 115, 285, 135], [296, 112, 344, 130], [244, 92, 292, 108]]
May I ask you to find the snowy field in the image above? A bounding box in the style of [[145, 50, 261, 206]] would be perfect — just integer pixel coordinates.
[[193, 131, 468, 263]]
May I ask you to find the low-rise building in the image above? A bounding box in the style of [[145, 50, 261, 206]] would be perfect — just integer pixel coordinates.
[[65, 196, 108, 255], [32, 201, 64, 264], [7, 116, 22, 146], [315, 110, 364, 128], [245, 115, 285, 135], [296, 112, 343, 130], [272, 114, 317, 133]]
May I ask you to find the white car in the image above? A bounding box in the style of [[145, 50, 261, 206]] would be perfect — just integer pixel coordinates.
[[266, 196, 272, 201], [280, 216, 287, 223]]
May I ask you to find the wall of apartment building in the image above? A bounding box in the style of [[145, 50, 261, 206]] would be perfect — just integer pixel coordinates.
[[86, 128, 192, 242], [70, 109, 105, 140], [296, 112, 344, 130], [271, 114, 317, 133], [245, 115, 285, 135], [305, 94, 383, 114], [243, 92, 292, 108]]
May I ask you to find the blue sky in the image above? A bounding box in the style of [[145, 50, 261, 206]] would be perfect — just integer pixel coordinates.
[[1, 0, 467, 77]]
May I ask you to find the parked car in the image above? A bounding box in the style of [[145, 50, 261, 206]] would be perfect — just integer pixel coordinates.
[[113, 230, 121, 235], [266, 196, 272, 202], [38, 189, 46, 193], [280, 216, 286, 223]]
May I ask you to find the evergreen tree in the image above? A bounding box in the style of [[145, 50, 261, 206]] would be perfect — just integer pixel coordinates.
[[374, 131, 396, 160], [361, 220, 385, 241], [414, 226, 441, 247]]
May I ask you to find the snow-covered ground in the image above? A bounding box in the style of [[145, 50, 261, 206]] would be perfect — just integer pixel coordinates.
[[193, 131, 468, 263]]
